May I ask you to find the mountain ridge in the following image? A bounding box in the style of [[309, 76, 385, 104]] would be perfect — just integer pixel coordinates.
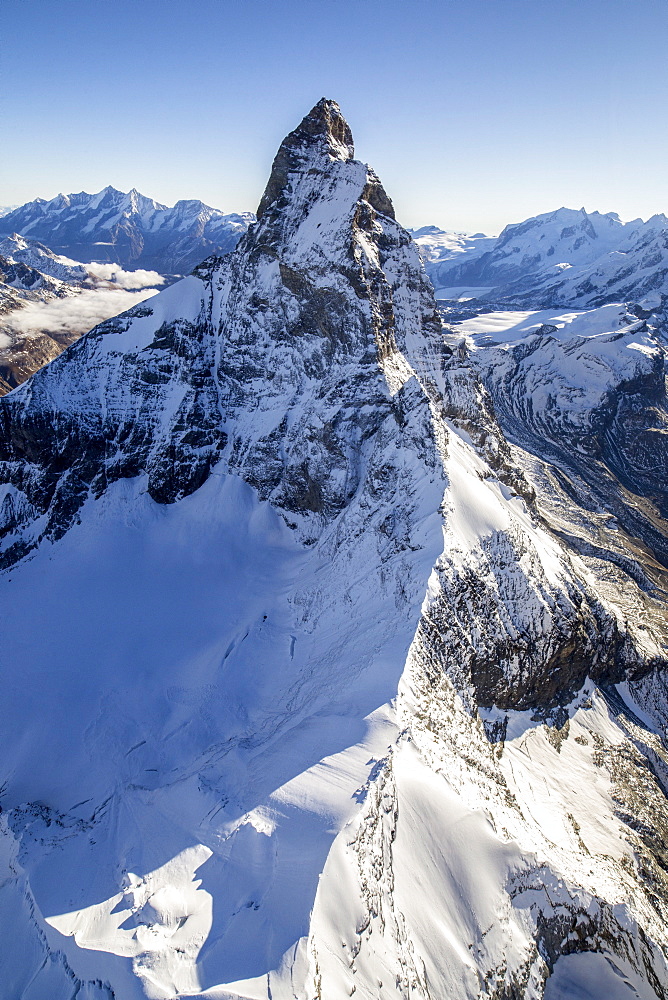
[[0, 185, 254, 274], [418, 206, 668, 307]]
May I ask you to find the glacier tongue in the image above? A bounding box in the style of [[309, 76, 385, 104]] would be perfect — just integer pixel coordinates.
[[0, 99, 668, 1000]]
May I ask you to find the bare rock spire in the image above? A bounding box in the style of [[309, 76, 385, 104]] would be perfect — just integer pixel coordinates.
[[256, 98, 355, 221]]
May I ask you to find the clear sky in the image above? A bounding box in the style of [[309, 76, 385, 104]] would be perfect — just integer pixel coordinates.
[[1, 0, 667, 234]]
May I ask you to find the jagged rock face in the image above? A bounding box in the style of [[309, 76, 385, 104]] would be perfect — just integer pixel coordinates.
[[0, 255, 53, 292], [0, 233, 91, 285], [0, 99, 444, 561], [1, 101, 668, 1000], [257, 97, 355, 221], [0, 188, 253, 274]]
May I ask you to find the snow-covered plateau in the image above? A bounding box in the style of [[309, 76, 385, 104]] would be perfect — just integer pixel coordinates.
[[0, 100, 667, 1000]]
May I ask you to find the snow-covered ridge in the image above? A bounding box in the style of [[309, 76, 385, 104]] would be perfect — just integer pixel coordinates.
[[0, 232, 164, 291], [440, 300, 668, 658], [0, 186, 255, 274], [420, 207, 668, 308], [0, 99, 667, 1000], [447, 303, 668, 538]]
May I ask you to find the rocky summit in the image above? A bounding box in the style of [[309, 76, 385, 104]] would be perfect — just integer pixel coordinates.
[[0, 99, 667, 1000]]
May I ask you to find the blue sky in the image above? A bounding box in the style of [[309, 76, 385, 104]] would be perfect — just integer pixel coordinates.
[[1, 0, 667, 233]]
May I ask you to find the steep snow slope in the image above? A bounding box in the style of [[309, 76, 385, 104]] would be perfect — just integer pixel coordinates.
[[0, 188, 254, 274], [0, 100, 667, 1000], [422, 207, 668, 307]]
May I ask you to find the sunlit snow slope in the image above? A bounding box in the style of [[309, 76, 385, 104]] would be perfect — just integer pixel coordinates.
[[0, 101, 667, 1000]]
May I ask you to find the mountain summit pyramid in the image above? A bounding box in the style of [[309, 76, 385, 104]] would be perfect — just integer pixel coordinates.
[[0, 101, 667, 1000], [257, 97, 394, 223], [257, 97, 356, 218]]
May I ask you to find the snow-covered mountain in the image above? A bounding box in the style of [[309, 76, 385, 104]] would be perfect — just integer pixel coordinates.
[[420, 207, 668, 307], [0, 187, 254, 274], [0, 232, 92, 285], [409, 224, 495, 270], [0, 232, 162, 393], [0, 100, 667, 1000]]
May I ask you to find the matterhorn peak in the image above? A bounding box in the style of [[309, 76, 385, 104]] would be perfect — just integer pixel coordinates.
[[291, 97, 354, 159], [1, 98, 667, 1000], [256, 97, 356, 221], [256, 97, 395, 245]]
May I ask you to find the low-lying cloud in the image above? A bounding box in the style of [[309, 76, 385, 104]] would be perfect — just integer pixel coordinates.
[[4, 287, 160, 339], [85, 262, 165, 289]]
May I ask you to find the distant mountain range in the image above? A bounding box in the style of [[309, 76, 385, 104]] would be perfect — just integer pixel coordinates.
[[4, 188, 668, 311], [3, 188, 668, 406], [414, 207, 668, 307], [0, 186, 254, 274]]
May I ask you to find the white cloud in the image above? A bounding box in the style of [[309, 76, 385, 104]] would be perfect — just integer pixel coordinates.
[[5, 287, 160, 339], [84, 262, 165, 289]]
